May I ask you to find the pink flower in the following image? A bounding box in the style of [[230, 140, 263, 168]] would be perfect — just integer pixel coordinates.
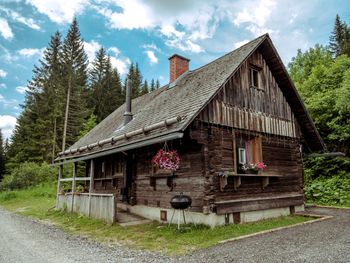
[[256, 162, 267, 170], [152, 149, 181, 171]]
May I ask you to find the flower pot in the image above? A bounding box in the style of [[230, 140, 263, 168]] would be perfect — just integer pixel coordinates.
[[245, 169, 258, 174]]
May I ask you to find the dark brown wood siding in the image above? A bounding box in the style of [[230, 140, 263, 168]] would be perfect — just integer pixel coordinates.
[[198, 49, 301, 138]]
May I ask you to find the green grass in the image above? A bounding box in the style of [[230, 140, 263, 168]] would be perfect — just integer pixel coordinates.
[[0, 184, 314, 255]]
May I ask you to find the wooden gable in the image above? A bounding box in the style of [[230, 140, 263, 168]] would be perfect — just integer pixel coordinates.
[[198, 49, 301, 139]]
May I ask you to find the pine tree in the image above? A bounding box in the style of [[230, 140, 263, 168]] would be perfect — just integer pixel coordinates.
[[329, 15, 350, 57], [7, 32, 64, 164], [61, 18, 89, 150], [125, 63, 143, 98], [89, 48, 124, 123], [34, 31, 65, 162], [150, 78, 155, 92], [141, 80, 149, 95], [0, 129, 5, 180], [79, 113, 97, 137], [156, 79, 160, 89]]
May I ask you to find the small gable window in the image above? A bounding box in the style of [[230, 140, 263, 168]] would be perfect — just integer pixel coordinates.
[[249, 68, 260, 88]]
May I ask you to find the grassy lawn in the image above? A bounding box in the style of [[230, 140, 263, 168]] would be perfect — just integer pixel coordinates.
[[0, 183, 314, 255]]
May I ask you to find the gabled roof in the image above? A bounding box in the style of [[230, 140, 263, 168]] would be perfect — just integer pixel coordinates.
[[56, 34, 324, 163]]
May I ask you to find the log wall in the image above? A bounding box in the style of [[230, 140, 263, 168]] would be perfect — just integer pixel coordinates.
[[133, 136, 205, 212], [190, 124, 304, 206]]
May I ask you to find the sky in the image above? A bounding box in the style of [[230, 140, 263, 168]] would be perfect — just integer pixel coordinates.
[[0, 0, 349, 140]]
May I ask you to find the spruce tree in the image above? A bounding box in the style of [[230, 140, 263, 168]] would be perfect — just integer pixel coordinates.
[[329, 15, 350, 57], [8, 32, 64, 164], [156, 79, 160, 89], [89, 48, 124, 123], [141, 80, 149, 95], [34, 31, 64, 162], [125, 63, 143, 98], [61, 18, 89, 150], [150, 78, 155, 92]]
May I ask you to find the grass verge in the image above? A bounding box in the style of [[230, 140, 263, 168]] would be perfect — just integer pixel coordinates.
[[0, 184, 314, 255]]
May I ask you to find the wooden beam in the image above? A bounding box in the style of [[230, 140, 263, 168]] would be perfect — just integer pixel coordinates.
[[59, 177, 90, 182], [71, 162, 77, 213], [88, 159, 95, 217], [232, 132, 237, 174], [55, 165, 62, 209]]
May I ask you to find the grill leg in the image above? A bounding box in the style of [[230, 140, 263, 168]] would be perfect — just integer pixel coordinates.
[[182, 210, 186, 224], [177, 210, 180, 230], [168, 209, 175, 227]]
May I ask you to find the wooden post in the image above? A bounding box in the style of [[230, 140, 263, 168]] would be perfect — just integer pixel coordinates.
[[56, 165, 62, 209], [71, 162, 77, 213], [232, 132, 237, 174], [88, 159, 95, 217]]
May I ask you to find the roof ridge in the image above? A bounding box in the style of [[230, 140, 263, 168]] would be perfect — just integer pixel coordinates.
[[192, 34, 268, 74]]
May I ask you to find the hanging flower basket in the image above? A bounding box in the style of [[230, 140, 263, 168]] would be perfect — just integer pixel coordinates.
[[152, 149, 181, 171]]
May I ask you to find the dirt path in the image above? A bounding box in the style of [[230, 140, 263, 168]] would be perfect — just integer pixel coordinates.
[[0, 207, 349, 263], [184, 206, 350, 263], [0, 208, 168, 263]]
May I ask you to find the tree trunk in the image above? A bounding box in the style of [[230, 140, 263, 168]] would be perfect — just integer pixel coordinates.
[[62, 76, 71, 151]]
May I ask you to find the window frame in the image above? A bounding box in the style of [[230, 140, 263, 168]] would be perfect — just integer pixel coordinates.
[[234, 135, 263, 174]]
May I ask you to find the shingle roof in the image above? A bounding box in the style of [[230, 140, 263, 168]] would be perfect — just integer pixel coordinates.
[[56, 34, 324, 162]]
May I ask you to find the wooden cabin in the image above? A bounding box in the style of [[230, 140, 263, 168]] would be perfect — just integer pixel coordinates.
[[55, 34, 325, 226]]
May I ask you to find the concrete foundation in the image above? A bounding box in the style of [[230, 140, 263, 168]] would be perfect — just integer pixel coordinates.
[[118, 203, 305, 227]]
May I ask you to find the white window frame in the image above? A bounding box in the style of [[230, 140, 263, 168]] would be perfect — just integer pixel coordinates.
[[238, 148, 247, 165]]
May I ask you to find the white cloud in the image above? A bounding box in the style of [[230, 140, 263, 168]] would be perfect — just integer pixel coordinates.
[[0, 83, 6, 89], [110, 56, 130, 75], [145, 50, 158, 64], [94, 0, 217, 53], [83, 40, 102, 63], [18, 48, 44, 57], [108, 47, 120, 56], [16, 86, 29, 94], [166, 39, 203, 53], [234, 39, 249, 49], [0, 69, 7, 78], [0, 115, 17, 140], [141, 43, 160, 52], [96, 0, 155, 30], [27, 0, 90, 24], [0, 18, 14, 40], [12, 12, 40, 30], [1, 7, 40, 30], [233, 0, 276, 36], [0, 94, 19, 110]]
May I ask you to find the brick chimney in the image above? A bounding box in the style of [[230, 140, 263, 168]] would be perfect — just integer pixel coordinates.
[[168, 54, 190, 82]]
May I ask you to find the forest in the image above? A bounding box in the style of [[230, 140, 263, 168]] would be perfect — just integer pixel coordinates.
[[0, 15, 350, 206]]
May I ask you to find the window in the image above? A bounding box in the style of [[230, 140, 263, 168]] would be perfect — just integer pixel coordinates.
[[113, 158, 123, 175], [238, 148, 246, 164], [249, 68, 259, 88], [236, 136, 263, 173]]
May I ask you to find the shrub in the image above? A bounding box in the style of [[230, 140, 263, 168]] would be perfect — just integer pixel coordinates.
[[0, 162, 57, 191], [305, 173, 350, 206]]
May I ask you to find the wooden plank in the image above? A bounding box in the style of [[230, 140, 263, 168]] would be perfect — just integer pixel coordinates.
[[55, 165, 62, 209], [88, 159, 95, 217], [71, 162, 77, 213], [215, 194, 304, 214], [60, 177, 91, 182], [232, 133, 237, 174]]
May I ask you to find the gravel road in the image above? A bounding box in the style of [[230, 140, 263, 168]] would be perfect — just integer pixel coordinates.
[[0, 206, 349, 263]]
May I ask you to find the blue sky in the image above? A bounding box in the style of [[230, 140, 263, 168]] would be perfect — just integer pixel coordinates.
[[0, 0, 349, 139]]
